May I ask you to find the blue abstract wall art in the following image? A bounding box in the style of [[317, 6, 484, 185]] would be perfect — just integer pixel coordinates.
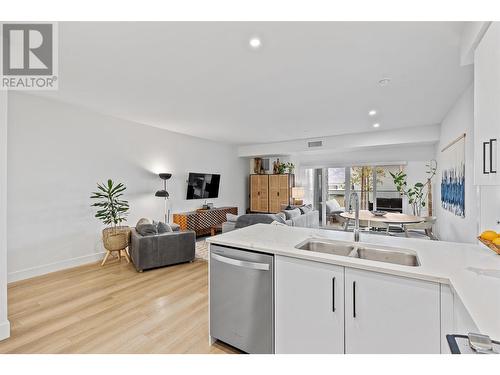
[[441, 135, 465, 217]]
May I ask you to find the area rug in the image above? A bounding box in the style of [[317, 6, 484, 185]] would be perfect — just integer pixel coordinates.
[[195, 238, 209, 261]]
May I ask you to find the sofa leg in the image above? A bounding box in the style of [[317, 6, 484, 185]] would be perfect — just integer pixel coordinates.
[[138, 269, 143, 273]]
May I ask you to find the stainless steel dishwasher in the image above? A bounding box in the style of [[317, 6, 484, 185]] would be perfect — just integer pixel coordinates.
[[210, 244, 274, 354]]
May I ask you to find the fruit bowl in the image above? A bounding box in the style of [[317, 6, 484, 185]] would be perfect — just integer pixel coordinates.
[[477, 236, 500, 255], [370, 210, 388, 217]]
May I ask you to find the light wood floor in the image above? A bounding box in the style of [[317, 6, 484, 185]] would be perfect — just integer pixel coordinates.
[[0, 258, 239, 354]]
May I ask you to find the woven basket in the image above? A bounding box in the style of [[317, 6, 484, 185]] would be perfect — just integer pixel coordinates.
[[102, 226, 130, 251]]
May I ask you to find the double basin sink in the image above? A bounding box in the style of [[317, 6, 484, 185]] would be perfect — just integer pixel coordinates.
[[295, 238, 420, 267]]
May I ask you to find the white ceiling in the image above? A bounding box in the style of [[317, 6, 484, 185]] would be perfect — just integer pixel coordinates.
[[38, 22, 472, 145]]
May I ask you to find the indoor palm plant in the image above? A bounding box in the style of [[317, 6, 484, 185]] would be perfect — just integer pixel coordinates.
[[90, 179, 130, 252]]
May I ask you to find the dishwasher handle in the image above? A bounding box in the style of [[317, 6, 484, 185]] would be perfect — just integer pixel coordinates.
[[211, 252, 270, 271]]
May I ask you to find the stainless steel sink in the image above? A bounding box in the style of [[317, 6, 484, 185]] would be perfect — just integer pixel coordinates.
[[295, 239, 420, 267], [355, 247, 420, 266], [295, 239, 355, 256]]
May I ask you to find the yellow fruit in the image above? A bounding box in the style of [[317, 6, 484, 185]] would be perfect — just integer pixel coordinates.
[[493, 238, 500, 247], [480, 230, 498, 241]]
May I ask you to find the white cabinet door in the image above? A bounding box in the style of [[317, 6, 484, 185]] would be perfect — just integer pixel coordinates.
[[275, 256, 344, 353], [345, 268, 441, 353], [474, 22, 500, 185]]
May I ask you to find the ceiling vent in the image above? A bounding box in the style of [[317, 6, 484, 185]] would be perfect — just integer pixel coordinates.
[[307, 140, 323, 148]]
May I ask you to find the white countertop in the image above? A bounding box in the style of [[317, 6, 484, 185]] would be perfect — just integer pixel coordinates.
[[207, 224, 500, 339]]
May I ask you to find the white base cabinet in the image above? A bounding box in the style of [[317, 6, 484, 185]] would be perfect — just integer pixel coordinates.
[[344, 267, 441, 354], [275, 256, 344, 353], [275, 256, 442, 354]]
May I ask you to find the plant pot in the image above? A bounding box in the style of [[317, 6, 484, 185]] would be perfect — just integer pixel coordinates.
[[102, 226, 130, 251]]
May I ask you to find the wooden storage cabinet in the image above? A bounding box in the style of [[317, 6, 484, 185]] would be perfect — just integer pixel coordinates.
[[249, 174, 293, 213], [173, 206, 237, 236], [474, 22, 500, 185], [269, 175, 291, 213], [250, 175, 269, 212], [275, 256, 344, 354]]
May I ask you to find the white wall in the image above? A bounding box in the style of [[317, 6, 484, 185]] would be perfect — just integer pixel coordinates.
[[434, 84, 479, 243], [0, 91, 10, 340], [7, 93, 247, 281]]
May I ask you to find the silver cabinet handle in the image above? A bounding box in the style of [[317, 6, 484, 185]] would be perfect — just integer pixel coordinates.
[[211, 253, 270, 271]]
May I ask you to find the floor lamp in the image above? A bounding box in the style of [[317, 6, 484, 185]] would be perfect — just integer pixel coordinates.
[[155, 173, 172, 223]]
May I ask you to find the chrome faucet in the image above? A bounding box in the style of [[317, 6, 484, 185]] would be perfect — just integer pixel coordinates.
[[348, 192, 360, 242]]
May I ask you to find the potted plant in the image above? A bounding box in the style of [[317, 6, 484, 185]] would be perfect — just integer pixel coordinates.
[[284, 162, 295, 174], [90, 179, 130, 252], [390, 161, 437, 217]]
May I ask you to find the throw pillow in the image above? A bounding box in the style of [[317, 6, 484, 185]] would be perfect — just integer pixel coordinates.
[[270, 213, 287, 225], [136, 217, 152, 227], [275, 212, 286, 222], [136, 224, 158, 236], [170, 223, 180, 231], [226, 213, 239, 222], [282, 208, 301, 220], [299, 204, 313, 214], [157, 222, 172, 233]]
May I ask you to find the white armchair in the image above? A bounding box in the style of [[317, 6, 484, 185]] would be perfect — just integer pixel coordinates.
[[403, 216, 437, 240]]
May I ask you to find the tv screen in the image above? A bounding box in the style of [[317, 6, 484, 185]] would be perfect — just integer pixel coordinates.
[[186, 173, 221, 200]]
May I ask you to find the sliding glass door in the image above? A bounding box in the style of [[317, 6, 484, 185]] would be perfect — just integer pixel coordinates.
[[298, 164, 405, 228]]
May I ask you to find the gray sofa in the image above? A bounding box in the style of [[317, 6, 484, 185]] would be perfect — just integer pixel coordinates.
[[222, 208, 319, 233], [129, 227, 196, 272]]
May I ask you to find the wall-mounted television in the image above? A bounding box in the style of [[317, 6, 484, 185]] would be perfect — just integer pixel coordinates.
[[186, 173, 221, 200]]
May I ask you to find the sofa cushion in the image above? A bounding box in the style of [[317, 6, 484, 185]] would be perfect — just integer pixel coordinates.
[[290, 213, 307, 227], [136, 217, 152, 227], [235, 213, 286, 229], [157, 222, 172, 233], [226, 213, 239, 222], [299, 204, 313, 214], [169, 223, 180, 231], [282, 208, 301, 220], [136, 224, 158, 236], [275, 212, 286, 221]]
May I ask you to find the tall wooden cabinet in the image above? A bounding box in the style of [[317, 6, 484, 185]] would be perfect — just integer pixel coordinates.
[[249, 174, 294, 213], [250, 174, 269, 212]]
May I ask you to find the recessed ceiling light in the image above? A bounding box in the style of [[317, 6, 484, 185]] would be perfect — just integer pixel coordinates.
[[373, 123, 380, 128], [368, 110, 377, 116], [378, 78, 391, 87], [249, 37, 262, 49]]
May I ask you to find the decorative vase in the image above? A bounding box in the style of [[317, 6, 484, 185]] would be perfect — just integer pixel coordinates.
[[102, 226, 130, 251]]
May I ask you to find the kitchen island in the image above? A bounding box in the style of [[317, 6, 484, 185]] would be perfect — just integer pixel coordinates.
[[206, 224, 500, 354]]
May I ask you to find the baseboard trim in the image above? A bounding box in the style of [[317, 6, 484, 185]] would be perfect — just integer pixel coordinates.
[[0, 320, 10, 341], [8, 252, 106, 283]]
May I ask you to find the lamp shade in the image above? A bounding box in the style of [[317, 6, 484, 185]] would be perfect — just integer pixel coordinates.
[[159, 173, 172, 180], [291, 187, 305, 199], [155, 190, 169, 198]]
